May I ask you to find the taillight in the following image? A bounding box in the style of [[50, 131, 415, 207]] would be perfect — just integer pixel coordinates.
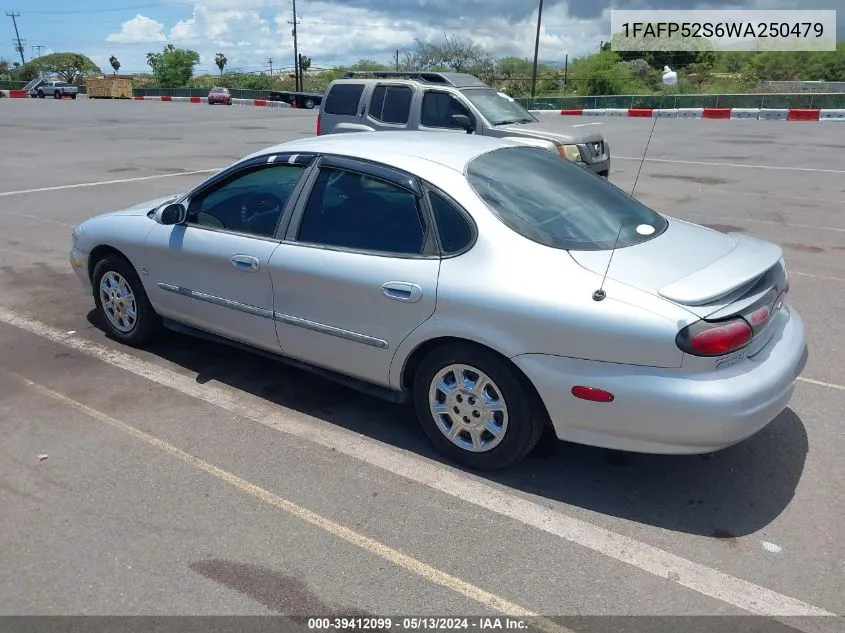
[[676, 317, 753, 357], [316, 113, 321, 136]]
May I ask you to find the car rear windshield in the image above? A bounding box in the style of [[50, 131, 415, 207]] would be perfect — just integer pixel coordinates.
[[466, 146, 668, 251]]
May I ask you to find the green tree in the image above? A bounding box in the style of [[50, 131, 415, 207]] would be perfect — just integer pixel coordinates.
[[34, 52, 101, 82], [568, 49, 645, 95], [0, 58, 9, 79], [109, 55, 121, 75], [298, 54, 311, 73], [146, 44, 200, 87], [215, 52, 227, 75]]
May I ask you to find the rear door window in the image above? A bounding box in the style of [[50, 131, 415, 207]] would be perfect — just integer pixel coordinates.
[[323, 83, 365, 116], [369, 85, 413, 125]]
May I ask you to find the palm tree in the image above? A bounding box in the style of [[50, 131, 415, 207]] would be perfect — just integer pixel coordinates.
[[215, 53, 227, 76], [109, 55, 121, 76]]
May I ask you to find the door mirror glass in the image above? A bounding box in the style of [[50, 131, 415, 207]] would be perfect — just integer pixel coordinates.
[[155, 203, 187, 225]]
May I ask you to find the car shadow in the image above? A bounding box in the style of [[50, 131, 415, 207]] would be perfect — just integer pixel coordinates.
[[88, 310, 808, 539]]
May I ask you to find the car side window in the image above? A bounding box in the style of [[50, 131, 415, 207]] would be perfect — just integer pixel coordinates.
[[297, 167, 426, 255], [369, 85, 413, 125], [421, 91, 473, 129], [323, 83, 365, 116], [185, 164, 306, 238], [428, 191, 474, 254]]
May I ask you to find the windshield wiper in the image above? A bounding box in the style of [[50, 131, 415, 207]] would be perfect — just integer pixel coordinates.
[[493, 117, 534, 126]]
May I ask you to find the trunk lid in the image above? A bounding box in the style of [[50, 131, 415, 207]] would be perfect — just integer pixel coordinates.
[[568, 217, 785, 318]]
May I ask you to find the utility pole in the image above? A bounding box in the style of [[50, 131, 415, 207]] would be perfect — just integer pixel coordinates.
[[394, 49, 399, 71], [289, 0, 300, 92], [530, 0, 544, 99], [268, 57, 273, 75], [563, 53, 568, 93], [6, 11, 26, 66], [33, 44, 45, 58]]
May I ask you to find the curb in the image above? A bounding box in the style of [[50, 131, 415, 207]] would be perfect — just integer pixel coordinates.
[[529, 107, 845, 121]]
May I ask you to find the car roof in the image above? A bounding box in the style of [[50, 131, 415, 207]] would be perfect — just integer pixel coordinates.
[[243, 131, 524, 173]]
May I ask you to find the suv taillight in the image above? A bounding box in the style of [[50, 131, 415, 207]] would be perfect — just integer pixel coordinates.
[[316, 113, 321, 136], [676, 317, 753, 357]]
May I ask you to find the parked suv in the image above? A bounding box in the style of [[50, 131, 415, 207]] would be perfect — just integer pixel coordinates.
[[317, 71, 610, 177]]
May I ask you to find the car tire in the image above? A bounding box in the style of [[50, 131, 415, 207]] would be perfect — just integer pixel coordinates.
[[92, 255, 161, 347], [54, 90, 61, 99], [70, 93, 77, 99], [412, 342, 545, 470], [37, 90, 44, 99], [304, 98, 315, 109]]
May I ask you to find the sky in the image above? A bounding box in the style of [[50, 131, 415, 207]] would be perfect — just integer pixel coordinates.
[[3, 1, 843, 76]]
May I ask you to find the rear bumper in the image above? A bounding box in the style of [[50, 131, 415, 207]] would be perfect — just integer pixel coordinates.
[[512, 305, 807, 454]]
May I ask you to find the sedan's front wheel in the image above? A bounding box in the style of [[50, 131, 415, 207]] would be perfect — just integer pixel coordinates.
[[92, 255, 160, 346], [413, 343, 545, 470]]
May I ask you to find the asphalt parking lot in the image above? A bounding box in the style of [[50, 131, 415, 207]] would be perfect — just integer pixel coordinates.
[[0, 98, 843, 630]]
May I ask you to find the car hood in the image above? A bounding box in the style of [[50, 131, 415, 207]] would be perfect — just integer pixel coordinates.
[[567, 216, 784, 318], [495, 120, 604, 145], [101, 193, 182, 218]]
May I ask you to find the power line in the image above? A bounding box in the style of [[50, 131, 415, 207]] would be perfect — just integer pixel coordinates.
[[5, 11, 26, 65], [32, 44, 45, 57], [21, 3, 163, 14]]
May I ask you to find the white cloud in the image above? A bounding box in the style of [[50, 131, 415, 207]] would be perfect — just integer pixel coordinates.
[[98, 1, 610, 74], [106, 14, 168, 44]]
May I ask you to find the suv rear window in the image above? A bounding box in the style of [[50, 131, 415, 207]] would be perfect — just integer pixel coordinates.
[[323, 83, 365, 116], [466, 147, 668, 251], [369, 85, 413, 124]]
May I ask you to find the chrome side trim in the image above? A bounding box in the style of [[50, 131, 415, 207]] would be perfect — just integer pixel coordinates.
[[156, 283, 273, 319], [273, 312, 389, 349]]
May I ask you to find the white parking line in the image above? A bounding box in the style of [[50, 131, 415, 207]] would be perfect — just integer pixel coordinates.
[[798, 376, 845, 392], [0, 305, 837, 621], [616, 156, 845, 175], [0, 209, 76, 227], [684, 214, 845, 235], [0, 169, 221, 197], [791, 271, 845, 284]]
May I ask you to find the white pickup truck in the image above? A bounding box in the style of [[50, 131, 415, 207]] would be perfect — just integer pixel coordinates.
[[30, 81, 79, 99]]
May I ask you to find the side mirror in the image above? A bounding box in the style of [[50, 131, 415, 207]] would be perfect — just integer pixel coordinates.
[[155, 203, 187, 225], [450, 114, 475, 134]]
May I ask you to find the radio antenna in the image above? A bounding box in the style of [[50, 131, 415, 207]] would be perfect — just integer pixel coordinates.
[[593, 66, 677, 302]]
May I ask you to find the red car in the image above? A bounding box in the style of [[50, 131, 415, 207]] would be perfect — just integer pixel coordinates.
[[207, 87, 232, 105]]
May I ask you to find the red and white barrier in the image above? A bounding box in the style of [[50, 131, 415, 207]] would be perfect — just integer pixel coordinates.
[[129, 94, 291, 109], [730, 108, 760, 120], [534, 106, 845, 122], [0, 89, 30, 98]]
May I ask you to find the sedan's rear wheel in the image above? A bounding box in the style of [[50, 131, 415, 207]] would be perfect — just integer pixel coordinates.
[[92, 255, 160, 346], [413, 343, 544, 470]]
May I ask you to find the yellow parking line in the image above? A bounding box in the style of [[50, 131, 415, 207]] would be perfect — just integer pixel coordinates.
[[2, 368, 571, 633]]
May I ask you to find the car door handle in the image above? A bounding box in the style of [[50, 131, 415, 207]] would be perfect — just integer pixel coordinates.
[[231, 255, 260, 271], [381, 281, 423, 303]]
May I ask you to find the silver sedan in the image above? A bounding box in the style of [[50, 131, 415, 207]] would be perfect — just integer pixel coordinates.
[[69, 131, 809, 470]]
